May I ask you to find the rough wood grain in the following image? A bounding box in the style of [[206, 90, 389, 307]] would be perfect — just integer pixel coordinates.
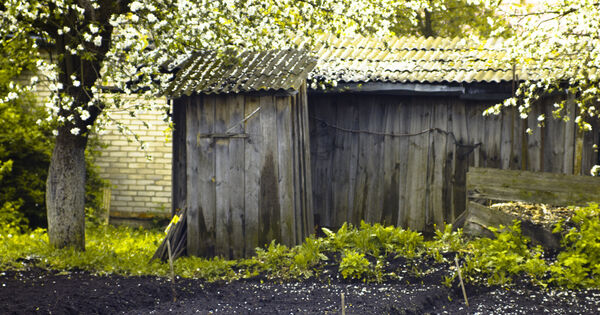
[[185, 96, 200, 256], [214, 95, 231, 258], [276, 96, 294, 246], [309, 96, 336, 227], [526, 104, 542, 171], [403, 102, 431, 230], [430, 99, 448, 229], [331, 97, 353, 227], [299, 83, 314, 237], [259, 95, 281, 246], [395, 100, 410, 227], [467, 167, 600, 206], [243, 95, 262, 256], [364, 99, 385, 224], [563, 94, 576, 174], [381, 101, 400, 226], [172, 98, 187, 216], [228, 95, 245, 258]]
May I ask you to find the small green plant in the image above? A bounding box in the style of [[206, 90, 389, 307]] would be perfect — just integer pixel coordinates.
[[250, 240, 293, 279], [290, 236, 328, 278], [550, 203, 600, 288], [461, 221, 548, 286], [339, 249, 370, 280]]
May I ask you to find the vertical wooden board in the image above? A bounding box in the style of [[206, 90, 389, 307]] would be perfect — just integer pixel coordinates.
[[526, 104, 543, 172], [189, 95, 217, 257], [259, 95, 281, 246], [352, 100, 372, 225], [487, 104, 503, 169], [228, 95, 245, 258], [185, 96, 201, 256], [292, 95, 304, 242], [575, 129, 584, 175], [500, 107, 514, 170], [299, 84, 315, 238], [563, 94, 576, 174], [450, 102, 469, 219], [465, 102, 483, 167], [310, 96, 336, 227], [199, 95, 217, 255], [396, 100, 413, 227], [395, 101, 410, 227], [543, 98, 565, 173], [365, 99, 386, 224], [276, 96, 294, 246], [172, 98, 187, 216], [403, 102, 430, 230], [214, 95, 231, 258], [511, 108, 524, 170], [430, 99, 449, 229], [243, 95, 261, 256], [443, 101, 456, 224], [346, 97, 361, 227], [382, 102, 400, 226], [330, 97, 353, 227]]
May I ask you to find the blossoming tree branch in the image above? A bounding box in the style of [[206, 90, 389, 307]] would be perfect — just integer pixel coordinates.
[[1, 0, 599, 250]]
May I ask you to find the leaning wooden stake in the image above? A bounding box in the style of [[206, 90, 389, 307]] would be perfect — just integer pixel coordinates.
[[167, 239, 177, 302], [341, 293, 345, 315], [455, 255, 469, 307]]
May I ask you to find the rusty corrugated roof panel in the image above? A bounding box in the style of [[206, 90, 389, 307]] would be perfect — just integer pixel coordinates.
[[310, 34, 535, 84], [165, 49, 317, 97]]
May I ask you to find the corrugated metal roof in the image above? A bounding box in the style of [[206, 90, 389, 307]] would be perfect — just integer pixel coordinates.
[[308, 34, 536, 84], [165, 49, 317, 97]]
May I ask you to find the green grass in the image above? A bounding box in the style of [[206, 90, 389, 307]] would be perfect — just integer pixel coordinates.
[[1, 204, 599, 289]]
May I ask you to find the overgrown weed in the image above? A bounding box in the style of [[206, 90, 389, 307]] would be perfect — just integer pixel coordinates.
[[0, 204, 599, 289]]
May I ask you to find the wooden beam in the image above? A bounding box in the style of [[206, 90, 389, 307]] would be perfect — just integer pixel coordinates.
[[467, 167, 600, 206]]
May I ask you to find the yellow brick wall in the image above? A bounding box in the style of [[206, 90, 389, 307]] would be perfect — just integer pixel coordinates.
[[94, 101, 172, 219]]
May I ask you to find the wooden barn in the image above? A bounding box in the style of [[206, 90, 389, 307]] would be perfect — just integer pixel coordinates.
[[166, 36, 600, 258], [307, 35, 599, 234], [165, 50, 316, 258]]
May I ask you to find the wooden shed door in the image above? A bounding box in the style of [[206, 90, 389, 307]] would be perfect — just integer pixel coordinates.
[[178, 92, 313, 259]]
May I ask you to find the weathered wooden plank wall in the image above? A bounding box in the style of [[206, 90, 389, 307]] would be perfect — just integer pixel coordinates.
[[308, 93, 599, 232], [172, 91, 313, 258]]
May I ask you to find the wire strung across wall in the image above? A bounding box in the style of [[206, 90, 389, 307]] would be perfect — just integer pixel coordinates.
[[310, 115, 481, 158]]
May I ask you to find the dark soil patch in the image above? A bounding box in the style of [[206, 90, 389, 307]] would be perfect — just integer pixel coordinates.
[[1, 267, 600, 314]]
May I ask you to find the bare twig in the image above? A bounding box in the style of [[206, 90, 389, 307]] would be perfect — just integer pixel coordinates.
[[167, 239, 177, 302], [341, 293, 345, 315], [455, 255, 469, 307]]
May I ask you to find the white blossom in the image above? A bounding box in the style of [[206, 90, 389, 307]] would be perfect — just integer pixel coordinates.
[[70, 127, 80, 135]]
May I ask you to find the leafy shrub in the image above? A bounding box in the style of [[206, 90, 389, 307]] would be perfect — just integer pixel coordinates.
[[339, 249, 370, 279], [290, 236, 328, 278], [550, 203, 600, 288], [461, 221, 548, 286], [322, 221, 425, 258], [0, 90, 107, 228]]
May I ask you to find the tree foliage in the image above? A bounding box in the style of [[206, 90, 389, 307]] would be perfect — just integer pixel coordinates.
[[486, 1, 600, 153], [391, 0, 512, 38], [0, 0, 435, 249]]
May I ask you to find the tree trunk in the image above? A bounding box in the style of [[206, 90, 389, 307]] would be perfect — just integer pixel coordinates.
[[46, 131, 87, 250]]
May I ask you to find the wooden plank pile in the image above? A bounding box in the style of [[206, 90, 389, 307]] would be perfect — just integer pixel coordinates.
[[152, 208, 187, 262]]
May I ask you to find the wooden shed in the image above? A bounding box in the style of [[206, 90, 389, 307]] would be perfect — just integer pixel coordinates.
[[166, 36, 599, 258], [306, 35, 600, 233], [166, 50, 316, 258]]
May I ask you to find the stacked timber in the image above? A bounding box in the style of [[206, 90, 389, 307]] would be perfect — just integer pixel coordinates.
[[152, 208, 187, 262]]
